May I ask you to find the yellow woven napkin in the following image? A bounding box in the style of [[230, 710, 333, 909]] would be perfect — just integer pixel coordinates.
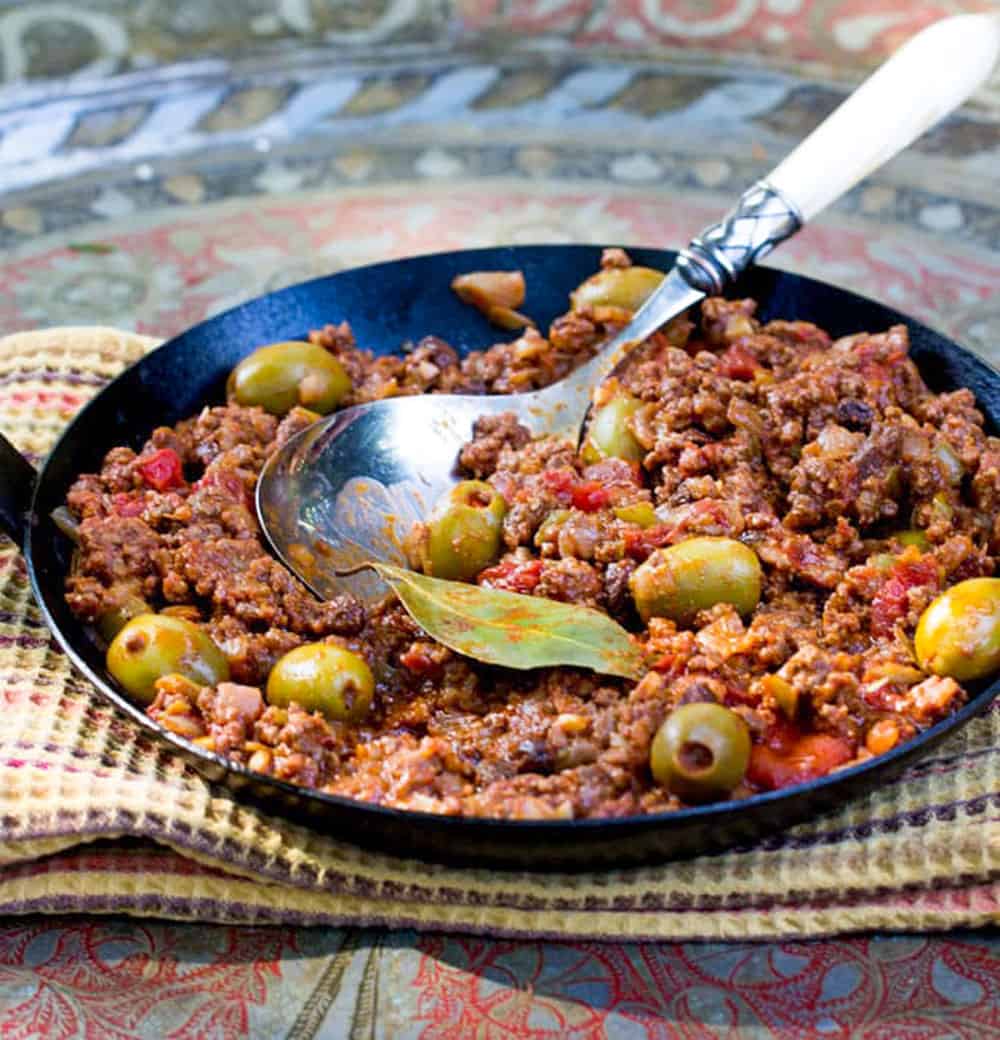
[[1, 327, 998, 939]]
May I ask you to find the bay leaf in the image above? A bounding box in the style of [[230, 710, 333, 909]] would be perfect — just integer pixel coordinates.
[[370, 562, 644, 680]]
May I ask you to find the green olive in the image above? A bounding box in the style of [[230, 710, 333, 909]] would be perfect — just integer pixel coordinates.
[[629, 536, 762, 626], [420, 480, 506, 582], [650, 702, 750, 802], [613, 502, 658, 528], [107, 614, 229, 704], [581, 396, 643, 464], [893, 529, 930, 552], [97, 592, 150, 642], [228, 341, 351, 416], [914, 578, 1000, 681], [266, 643, 374, 723], [570, 266, 665, 313]]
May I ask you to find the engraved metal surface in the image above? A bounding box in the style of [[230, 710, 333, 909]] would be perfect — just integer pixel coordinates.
[[676, 180, 803, 296]]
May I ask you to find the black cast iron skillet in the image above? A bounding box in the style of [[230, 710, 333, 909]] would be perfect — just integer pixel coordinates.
[[2, 244, 998, 870]]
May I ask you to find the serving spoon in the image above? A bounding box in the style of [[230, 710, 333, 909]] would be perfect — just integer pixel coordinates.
[[258, 13, 1000, 603]]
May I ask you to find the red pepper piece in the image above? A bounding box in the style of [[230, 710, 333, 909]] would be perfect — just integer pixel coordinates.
[[871, 557, 938, 638], [717, 343, 760, 380], [137, 448, 185, 492], [571, 480, 612, 513], [399, 645, 442, 677], [651, 653, 684, 677], [747, 733, 854, 791], [541, 469, 578, 505], [478, 558, 543, 594]]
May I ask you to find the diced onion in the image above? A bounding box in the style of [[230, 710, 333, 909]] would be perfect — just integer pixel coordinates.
[[51, 505, 80, 544]]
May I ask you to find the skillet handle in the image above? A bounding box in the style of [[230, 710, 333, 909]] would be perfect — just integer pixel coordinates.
[[0, 432, 37, 549]]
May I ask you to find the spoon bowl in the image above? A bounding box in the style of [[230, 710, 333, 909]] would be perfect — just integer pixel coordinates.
[[260, 393, 517, 601]]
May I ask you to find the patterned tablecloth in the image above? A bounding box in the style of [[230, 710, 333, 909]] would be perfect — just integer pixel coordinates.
[[1, 1, 999, 1035]]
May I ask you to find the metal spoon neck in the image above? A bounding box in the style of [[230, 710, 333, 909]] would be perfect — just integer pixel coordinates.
[[523, 268, 707, 441]]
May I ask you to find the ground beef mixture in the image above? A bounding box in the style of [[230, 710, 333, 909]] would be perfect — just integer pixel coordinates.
[[63, 250, 999, 820]]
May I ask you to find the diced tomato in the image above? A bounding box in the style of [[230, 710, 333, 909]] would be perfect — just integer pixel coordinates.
[[571, 480, 612, 513], [857, 350, 907, 406], [896, 556, 939, 588], [624, 524, 673, 561], [747, 733, 854, 791], [111, 492, 146, 518], [137, 448, 185, 492], [541, 469, 577, 505], [871, 578, 908, 638], [853, 342, 908, 404], [717, 343, 760, 380], [478, 558, 543, 595], [684, 498, 738, 534], [859, 361, 891, 390], [871, 556, 938, 638]]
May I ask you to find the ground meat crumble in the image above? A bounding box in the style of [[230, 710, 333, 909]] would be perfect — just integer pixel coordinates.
[[64, 250, 998, 820]]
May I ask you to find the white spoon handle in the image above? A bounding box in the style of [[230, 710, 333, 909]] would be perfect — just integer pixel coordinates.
[[675, 13, 1000, 294], [769, 12, 1000, 223]]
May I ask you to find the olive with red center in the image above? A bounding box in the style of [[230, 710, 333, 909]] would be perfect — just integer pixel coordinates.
[[650, 702, 750, 802], [414, 480, 507, 582]]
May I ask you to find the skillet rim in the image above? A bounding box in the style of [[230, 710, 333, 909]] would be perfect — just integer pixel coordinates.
[[21, 243, 1000, 855]]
